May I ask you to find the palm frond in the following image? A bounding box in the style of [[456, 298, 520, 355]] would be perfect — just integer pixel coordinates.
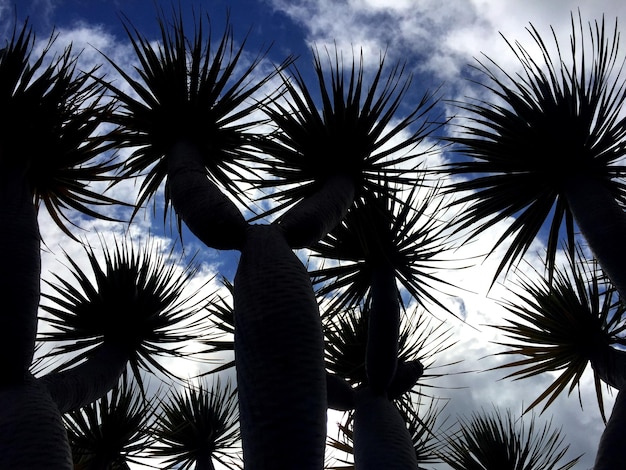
[[39, 236, 212, 384], [323, 303, 451, 390], [445, 12, 626, 282], [491, 247, 625, 418], [104, 7, 286, 218], [439, 407, 581, 470], [311, 182, 458, 315], [199, 278, 236, 374], [254, 46, 441, 218], [0, 19, 123, 237], [150, 378, 241, 470], [64, 374, 153, 469]]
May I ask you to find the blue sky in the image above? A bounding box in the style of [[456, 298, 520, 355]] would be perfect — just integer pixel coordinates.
[[7, 0, 626, 468]]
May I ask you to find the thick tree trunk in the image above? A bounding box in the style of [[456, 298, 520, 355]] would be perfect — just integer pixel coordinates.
[[562, 175, 626, 301], [167, 139, 247, 250], [0, 374, 72, 469], [366, 264, 400, 394], [234, 224, 327, 469], [0, 166, 39, 384], [353, 388, 418, 469], [278, 174, 355, 248], [39, 343, 129, 413], [594, 388, 626, 470]]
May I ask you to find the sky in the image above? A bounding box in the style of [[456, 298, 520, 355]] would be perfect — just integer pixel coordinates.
[[6, 0, 626, 468]]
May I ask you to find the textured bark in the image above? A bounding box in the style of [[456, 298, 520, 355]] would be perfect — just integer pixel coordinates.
[[562, 176, 626, 301], [387, 360, 424, 401], [591, 347, 626, 391], [234, 224, 326, 469], [0, 166, 39, 384], [594, 388, 626, 470], [278, 174, 355, 248], [353, 388, 418, 469], [327, 372, 356, 411], [366, 264, 400, 395], [0, 374, 72, 469], [167, 139, 247, 250], [39, 343, 129, 414]]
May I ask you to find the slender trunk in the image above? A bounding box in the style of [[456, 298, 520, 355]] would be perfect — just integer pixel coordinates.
[[353, 388, 418, 469], [234, 224, 326, 469], [366, 264, 400, 395], [562, 175, 626, 301], [0, 166, 39, 384], [39, 343, 129, 413], [278, 174, 355, 248], [194, 455, 216, 470], [0, 374, 72, 469], [167, 139, 247, 250], [594, 388, 626, 470]]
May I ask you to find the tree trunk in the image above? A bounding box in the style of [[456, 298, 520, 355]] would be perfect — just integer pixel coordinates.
[[278, 174, 355, 248], [0, 374, 72, 469], [366, 264, 400, 394], [194, 454, 216, 470], [353, 388, 418, 469], [234, 224, 327, 469], [594, 388, 626, 470], [39, 343, 129, 413], [0, 166, 39, 384], [167, 139, 247, 250], [562, 175, 626, 301]]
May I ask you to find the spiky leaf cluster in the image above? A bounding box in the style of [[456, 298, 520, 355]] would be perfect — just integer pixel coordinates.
[[440, 408, 580, 470], [312, 184, 455, 314], [39, 238, 210, 381], [0, 20, 121, 235], [106, 7, 283, 216], [493, 248, 626, 416], [255, 47, 440, 217], [445, 13, 626, 281], [151, 379, 241, 470], [64, 375, 151, 469]]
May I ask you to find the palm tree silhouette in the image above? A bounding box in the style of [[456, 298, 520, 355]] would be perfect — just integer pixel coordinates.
[[0, 19, 122, 468], [445, 13, 626, 296], [439, 407, 580, 470], [106, 7, 440, 467]]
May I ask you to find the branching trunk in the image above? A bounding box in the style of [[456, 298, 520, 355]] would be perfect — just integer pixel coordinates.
[[562, 176, 626, 301], [234, 224, 326, 469], [353, 388, 418, 469], [0, 166, 39, 384], [278, 174, 355, 248], [39, 343, 129, 413], [167, 140, 247, 250], [0, 374, 72, 469]]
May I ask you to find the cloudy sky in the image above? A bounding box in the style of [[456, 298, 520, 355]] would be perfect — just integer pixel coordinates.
[[7, 0, 626, 468]]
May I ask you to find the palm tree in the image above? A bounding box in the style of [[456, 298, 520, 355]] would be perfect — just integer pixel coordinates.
[[490, 247, 626, 468], [150, 378, 241, 470], [38, 236, 211, 411], [108, 7, 440, 467], [312, 183, 455, 469], [439, 407, 580, 470], [444, 13, 626, 296], [0, 19, 121, 468], [64, 374, 152, 470]]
